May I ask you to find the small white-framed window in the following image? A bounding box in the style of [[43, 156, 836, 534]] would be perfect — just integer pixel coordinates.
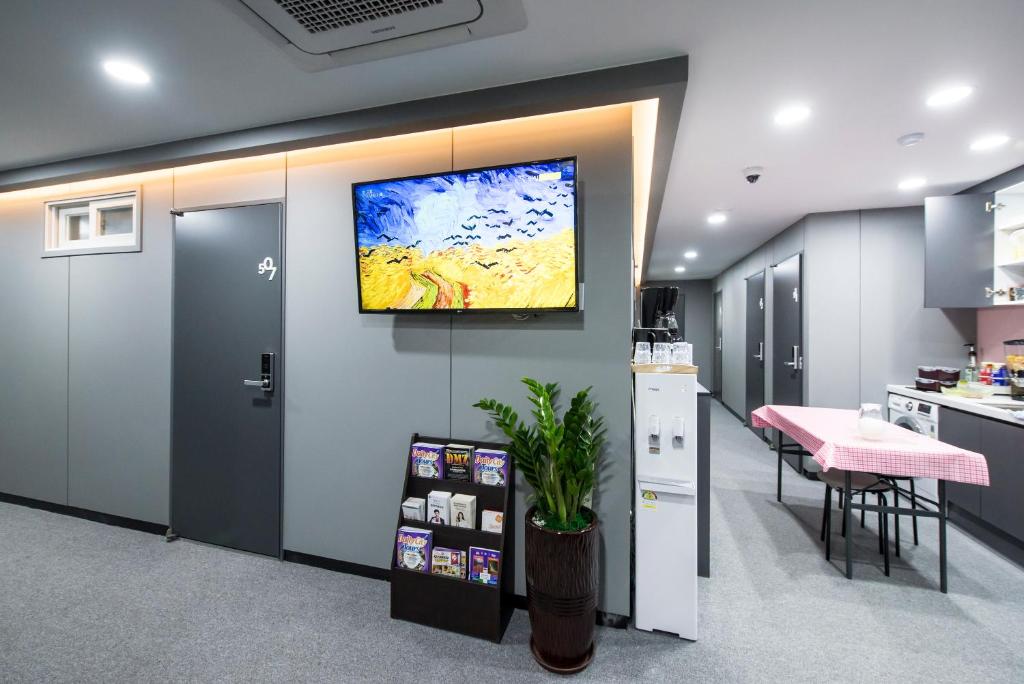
[[44, 189, 141, 256]]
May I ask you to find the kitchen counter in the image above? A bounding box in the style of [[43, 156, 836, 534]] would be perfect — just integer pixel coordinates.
[[887, 384, 1024, 426]]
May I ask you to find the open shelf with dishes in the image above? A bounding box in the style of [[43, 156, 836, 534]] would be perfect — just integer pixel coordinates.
[[992, 187, 1024, 305], [390, 433, 515, 643]]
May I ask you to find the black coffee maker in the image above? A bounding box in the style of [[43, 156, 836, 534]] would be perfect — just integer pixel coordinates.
[[634, 286, 680, 344]]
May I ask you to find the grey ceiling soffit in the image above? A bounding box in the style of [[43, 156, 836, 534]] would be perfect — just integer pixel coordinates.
[[0, 56, 687, 278], [220, 0, 528, 70]]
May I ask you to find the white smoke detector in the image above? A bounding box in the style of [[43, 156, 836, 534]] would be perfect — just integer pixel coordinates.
[[223, 0, 527, 70]]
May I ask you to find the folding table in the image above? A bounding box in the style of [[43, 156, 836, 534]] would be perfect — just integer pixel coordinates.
[[751, 405, 990, 592]]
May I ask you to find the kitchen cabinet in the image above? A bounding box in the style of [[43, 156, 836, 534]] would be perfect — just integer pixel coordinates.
[[980, 418, 1024, 541], [939, 407, 982, 517], [924, 194, 994, 308]]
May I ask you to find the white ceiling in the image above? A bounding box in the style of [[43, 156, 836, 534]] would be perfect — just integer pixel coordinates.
[[650, 0, 1024, 279], [3, 1, 1023, 280]]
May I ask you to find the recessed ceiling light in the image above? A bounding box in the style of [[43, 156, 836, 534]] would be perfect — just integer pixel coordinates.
[[684, 250, 698, 260], [970, 133, 1010, 152], [898, 177, 927, 191], [774, 104, 811, 127], [674, 265, 686, 273], [897, 132, 925, 147], [926, 85, 973, 108], [707, 212, 727, 225], [102, 59, 151, 85]]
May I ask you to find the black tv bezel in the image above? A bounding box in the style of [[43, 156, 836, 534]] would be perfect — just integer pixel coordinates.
[[351, 155, 580, 315]]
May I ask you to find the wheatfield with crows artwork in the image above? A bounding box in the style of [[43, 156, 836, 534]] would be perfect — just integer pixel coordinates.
[[353, 159, 577, 311]]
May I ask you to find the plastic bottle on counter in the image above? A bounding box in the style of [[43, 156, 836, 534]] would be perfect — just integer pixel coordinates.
[[992, 363, 1009, 386], [979, 362, 994, 385]]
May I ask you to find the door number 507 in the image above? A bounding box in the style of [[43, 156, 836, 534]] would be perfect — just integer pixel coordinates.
[[258, 257, 278, 281]]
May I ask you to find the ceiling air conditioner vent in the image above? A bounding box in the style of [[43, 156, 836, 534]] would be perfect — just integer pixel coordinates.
[[225, 0, 526, 70], [278, 0, 453, 34]]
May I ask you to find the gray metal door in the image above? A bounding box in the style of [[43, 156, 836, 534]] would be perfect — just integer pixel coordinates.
[[171, 203, 283, 557], [713, 290, 723, 398], [745, 270, 765, 439], [772, 254, 802, 462]]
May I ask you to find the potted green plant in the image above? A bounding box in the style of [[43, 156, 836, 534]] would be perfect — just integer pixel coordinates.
[[475, 378, 605, 674]]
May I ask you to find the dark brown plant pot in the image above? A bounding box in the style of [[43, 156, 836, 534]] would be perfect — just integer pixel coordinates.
[[524, 505, 599, 675]]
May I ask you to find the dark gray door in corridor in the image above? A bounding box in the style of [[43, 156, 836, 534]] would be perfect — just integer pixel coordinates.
[[772, 254, 802, 465], [172, 203, 283, 557], [745, 271, 765, 440], [713, 290, 723, 398]]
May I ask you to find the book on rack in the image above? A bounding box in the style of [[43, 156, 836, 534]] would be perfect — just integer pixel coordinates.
[[395, 527, 432, 572], [473, 448, 509, 487], [409, 442, 444, 479], [468, 546, 501, 586], [401, 497, 426, 522], [451, 493, 476, 529], [480, 509, 503, 533], [427, 490, 452, 526], [430, 547, 467, 579], [443, 443, 474, 481]]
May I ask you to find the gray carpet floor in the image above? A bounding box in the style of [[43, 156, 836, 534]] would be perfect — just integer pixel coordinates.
[[2, 401, 1023, 682]]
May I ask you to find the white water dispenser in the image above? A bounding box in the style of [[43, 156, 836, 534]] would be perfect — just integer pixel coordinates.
[[633, 369, 698, 640]]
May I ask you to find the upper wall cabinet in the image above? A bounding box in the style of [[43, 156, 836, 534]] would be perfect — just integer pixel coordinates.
[[921, 193, 991, 309], [925, 193, 994, 308], [926, 185, 1024, 308]]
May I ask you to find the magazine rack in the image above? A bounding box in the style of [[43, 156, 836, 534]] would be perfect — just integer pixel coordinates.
[[390, 433, 516, 643]]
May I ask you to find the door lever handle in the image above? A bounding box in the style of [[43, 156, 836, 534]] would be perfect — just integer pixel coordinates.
[[242, 352, 275, 392], [753, 341, 764, 361]]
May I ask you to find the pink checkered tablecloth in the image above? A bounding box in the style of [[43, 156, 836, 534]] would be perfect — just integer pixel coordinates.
[[751, 405, 990, 486]]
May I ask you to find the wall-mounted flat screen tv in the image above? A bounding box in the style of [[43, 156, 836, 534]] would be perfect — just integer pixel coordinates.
[[352, 157, 578, 313]]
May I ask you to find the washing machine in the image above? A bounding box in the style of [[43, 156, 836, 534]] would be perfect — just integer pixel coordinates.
[[887, 392, 939, 439], [886, 392, 940, 499]]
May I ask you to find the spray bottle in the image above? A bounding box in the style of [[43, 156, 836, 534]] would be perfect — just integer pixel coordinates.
[[963, 342, 978, 384]]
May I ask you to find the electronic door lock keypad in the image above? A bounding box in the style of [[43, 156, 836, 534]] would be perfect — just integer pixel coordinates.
[[243, 352, 275, 392]]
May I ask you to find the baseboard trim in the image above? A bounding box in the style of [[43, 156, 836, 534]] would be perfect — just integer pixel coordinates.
[[504, 595, 629, 628], [948, 504, 1024, 569], [596, 610, 630, 628], [717, 398, 746, 425], [0, 490, 165, 536], [287, 550, 629, 629], [282, 550, 392, 581], [2, 492, 632, 629]]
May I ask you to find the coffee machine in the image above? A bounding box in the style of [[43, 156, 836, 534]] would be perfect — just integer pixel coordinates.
[[1005, 338, 1024, 401], [635, 286, 681, 344]]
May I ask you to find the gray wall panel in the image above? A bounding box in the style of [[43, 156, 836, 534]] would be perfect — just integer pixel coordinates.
[[720, 267, 747, 415], [770, 219, 805, 265], [2, 108, 643, 617], [67, 174, 173, 524], [859, 207, 974, 408], [804, 212, 860, 408], [282, 132, 454, 568], [0, 199, 69, 503], [449, 107, 633, 615]]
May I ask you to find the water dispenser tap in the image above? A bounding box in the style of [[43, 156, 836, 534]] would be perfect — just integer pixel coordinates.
[[672, 416, 685, 447]]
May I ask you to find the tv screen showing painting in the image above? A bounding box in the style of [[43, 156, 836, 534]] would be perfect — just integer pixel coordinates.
[[352, 157, 578, 312]]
